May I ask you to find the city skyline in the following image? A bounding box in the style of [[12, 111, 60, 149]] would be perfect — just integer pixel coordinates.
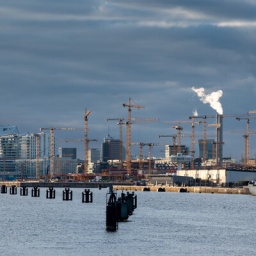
[[1, 1, 256, 161]]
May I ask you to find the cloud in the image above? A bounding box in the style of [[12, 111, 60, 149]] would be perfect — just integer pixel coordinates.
[[0, 0, 256, 160]]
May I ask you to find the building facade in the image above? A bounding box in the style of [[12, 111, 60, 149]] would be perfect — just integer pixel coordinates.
[[58, 148, 77, 159], [198, 139, 215, 160], [101, 135, 124, 162], [165, 144, 189, 158], [0, 126, 51, 179]]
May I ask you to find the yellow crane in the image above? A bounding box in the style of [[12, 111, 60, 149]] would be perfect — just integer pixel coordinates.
[[131, 142, 159, 174], [159, 134, 177, 146], [167, 119, 201, 168], [123, 98, 144, 175], [83, 110, 98, 174], [235, 115, 256, 167], [40, 127, 83, 179], [60, 137, 97, 173], [189, 115, 209, 162], [190, 113, 247, 166], [171, 125, 183, 154]]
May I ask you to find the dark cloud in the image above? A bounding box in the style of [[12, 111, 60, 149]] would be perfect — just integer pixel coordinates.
[[0, 0, 256, 160]]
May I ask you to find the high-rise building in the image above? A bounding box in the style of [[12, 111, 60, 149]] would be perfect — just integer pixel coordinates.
[[101, 135, 124, 162], [198, 139, 215, 159], [58, 148, 77, 159], [0, 125, 50, 179], [89, 148, 100, 163]]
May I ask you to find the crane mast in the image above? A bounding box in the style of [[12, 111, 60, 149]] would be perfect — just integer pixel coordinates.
[[168, 119, 201, 169], [106, 118, 125, 169], [40, 127, 83, 179], [189, 115, 208, 163], [171, 125, 183, 154], [159, 135, 177, 146], [84, 110, 91, 174], [132, 142, 158, 174], [123, 98, 144, 175], [236, 116, 250, 167]]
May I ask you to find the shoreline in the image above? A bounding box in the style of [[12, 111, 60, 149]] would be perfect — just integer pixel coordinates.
[[114, 185, 250, 195], [0, 181, 251, 195]]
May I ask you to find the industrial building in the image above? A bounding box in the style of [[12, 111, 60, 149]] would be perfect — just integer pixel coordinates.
[[177, 168, 256, 186]]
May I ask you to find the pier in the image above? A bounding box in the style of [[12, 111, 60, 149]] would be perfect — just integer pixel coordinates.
[[113, 185, 250, 195], [0, 181, 250, 194]]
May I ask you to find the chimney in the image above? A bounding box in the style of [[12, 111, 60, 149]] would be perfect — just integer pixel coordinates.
[[216, 114, 223, 167]]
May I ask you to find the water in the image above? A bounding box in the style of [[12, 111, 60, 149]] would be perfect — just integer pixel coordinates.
[[0, 188, 255, 256]]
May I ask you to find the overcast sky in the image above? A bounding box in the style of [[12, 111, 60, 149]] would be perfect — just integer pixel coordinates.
[[1, 0, 256, 161]]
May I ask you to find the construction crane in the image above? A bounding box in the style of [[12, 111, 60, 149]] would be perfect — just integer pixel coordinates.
[[235, 115, 256, 167], [40, 127, 83, 179], [167, 119, 201, 169], [189, 115, 209, 162], [84, 110, 91, 174], [106, 118, 125, 169], [171, 125, 183, 154], [131, 142, 159, 174], [145, 143, 159, 175], [159, 135, 177, 146], [123, 98, 144, 175], [60, 137, 97, 172], [232, 129, 256, 167], [190, 113, 247, 165]]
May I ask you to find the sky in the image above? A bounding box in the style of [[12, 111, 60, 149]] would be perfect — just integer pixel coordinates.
[[1, 0, 256, 161]]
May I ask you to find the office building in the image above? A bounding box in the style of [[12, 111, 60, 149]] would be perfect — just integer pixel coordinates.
[[58, 148, 77, 159], [101, 135, 124, 162], [198, 139, 215, 160]]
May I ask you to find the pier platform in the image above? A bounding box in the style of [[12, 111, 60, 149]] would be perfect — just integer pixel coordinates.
[[113, 185, 250, 195], [0, 181, 250, 194]]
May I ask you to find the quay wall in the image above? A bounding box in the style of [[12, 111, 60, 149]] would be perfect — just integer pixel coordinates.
[[0, 181, 130, 189], [0, 181, 250, 194], [114, 185, 250, 195]]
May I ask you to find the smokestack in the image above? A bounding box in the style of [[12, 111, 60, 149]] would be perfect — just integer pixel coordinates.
[[216, 114, 223, 167]]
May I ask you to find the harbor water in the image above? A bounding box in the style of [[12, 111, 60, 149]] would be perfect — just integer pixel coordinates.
[[0, 187, 255, 256]]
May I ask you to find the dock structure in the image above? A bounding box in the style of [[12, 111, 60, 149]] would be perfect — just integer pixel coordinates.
[[0, 181, 250, 194], [113, 185, 250, 195]]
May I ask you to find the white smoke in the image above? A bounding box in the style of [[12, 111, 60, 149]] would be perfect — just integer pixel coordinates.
[[192, 87, 223, 115], [192, 109, 198, 117]]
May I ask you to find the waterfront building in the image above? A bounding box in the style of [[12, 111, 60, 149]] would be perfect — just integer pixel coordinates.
[[89, 148, 100, 163], [58, 147, 77, 159], [177, 168, 256, 185], [101, 135, 124, 162], [0, 125, 51, 179], [165, 144, 189, 158], [56, 157, 78, 175], [88, 148, 100, 173], [20, 132, 49, 159]]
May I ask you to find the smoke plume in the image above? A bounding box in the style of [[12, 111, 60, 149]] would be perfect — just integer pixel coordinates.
[[192, 109, 198, 117], [192, 87, 223, 115]]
